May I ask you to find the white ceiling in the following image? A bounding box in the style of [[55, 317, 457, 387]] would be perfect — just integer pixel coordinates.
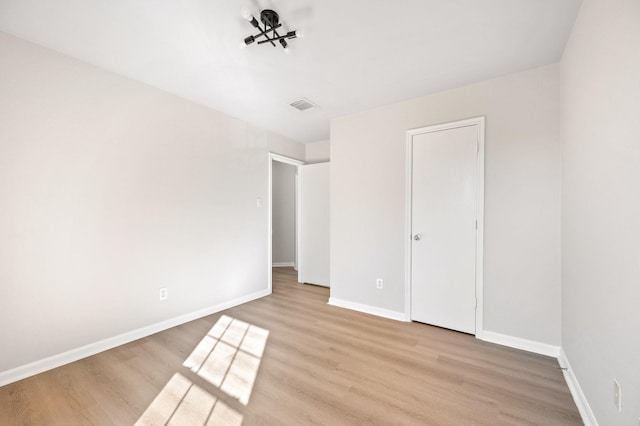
[[0, 0, 582, 143]]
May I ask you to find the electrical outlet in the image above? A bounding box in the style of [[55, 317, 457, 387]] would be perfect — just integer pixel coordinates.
[[376, 278, 383, 289], [613, 379, 621, 412], [159, 287, 168, 301]]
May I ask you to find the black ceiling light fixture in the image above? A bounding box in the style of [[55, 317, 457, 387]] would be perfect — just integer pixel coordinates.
[[242, 9, 302, 51]]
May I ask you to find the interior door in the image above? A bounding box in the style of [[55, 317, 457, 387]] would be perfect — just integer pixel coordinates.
[[410, 124, 478, 334], [298, 162, 330, 287]]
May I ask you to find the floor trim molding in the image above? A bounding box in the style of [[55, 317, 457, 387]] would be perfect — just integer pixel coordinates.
[[558, 348, 598, 426], [327, 297, 406, 322], [272, 262, 295, 267], [0, 288, 271, 387], [480, 330, 560, 357]]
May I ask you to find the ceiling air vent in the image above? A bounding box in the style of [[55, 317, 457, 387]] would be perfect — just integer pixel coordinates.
[[290, 98, 319, 111]]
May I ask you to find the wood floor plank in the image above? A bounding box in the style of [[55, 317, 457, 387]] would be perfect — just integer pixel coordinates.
[[0, 268, 582, 425]]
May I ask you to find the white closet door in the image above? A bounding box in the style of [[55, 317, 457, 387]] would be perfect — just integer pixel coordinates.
[[298, 162, 330, 287], [411, 125, 478, 334]]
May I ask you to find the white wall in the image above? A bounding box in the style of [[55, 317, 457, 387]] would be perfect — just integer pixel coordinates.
[[330, 65, 561, 345], [305, 140, 330, 163], [271, 161, 296, 265], [0, 32, 304, 374], [560, 0, 640, 424]]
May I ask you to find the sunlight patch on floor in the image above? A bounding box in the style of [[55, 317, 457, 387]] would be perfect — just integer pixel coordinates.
[[183, 315, 269, 405], [135, 373, 243, 426], [136, 314, 269, 425]]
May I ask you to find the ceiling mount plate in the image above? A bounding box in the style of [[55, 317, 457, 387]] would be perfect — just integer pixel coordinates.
[[260, 10, 279, 28]]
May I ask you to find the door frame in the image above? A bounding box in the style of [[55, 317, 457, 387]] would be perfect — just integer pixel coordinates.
[[268, 153, 305, 293], [404, 116, 485, 338]]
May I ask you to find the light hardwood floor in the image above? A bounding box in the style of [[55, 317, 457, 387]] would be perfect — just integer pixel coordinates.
[[1, 267, 581, 425]]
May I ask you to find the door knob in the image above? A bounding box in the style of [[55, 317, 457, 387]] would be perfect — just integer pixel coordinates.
[[413, 234, 422, 241]]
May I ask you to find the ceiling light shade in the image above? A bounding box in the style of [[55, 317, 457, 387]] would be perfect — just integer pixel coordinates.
[[242, 9, 300, 50], [240, 7, 252, 21]]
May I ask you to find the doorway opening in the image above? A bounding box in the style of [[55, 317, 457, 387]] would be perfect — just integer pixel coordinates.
[[268, 153, 304, 293]]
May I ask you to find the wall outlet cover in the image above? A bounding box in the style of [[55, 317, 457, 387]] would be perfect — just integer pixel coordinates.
[[159, 287, 168, 301]]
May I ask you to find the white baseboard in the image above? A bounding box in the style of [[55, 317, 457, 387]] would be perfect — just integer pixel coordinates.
[[0, 288, 271, 387], [558, 348, 598, 426], [328, 297, 406, 322], [480, 330, 560, 357], [272, 262, 295, 267]]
